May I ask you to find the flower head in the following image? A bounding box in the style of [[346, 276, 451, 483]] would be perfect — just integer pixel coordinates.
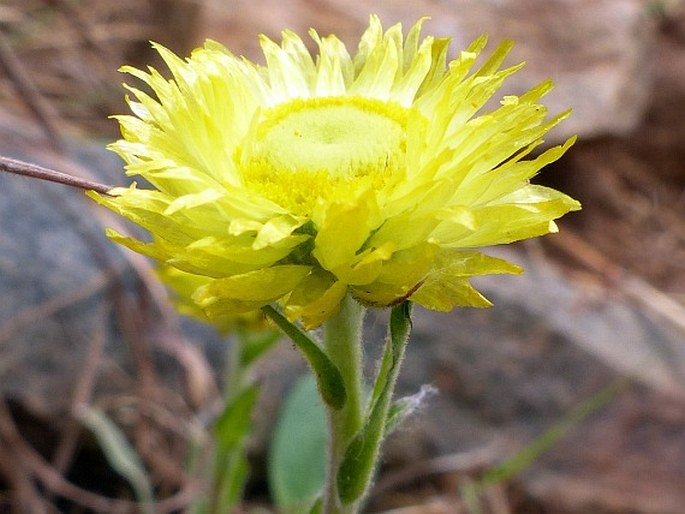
[[90, 15, 580, 328]]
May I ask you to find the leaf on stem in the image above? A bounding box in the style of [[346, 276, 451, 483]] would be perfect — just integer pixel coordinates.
[[211, 385, 260, 513], [308, 497, 323, 514], [262, 305, 347, 410]]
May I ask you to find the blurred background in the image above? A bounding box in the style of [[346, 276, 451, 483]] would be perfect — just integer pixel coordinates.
[[0, 0, 684, 512]]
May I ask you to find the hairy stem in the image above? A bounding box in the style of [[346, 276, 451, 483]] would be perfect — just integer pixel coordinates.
[[322, 294, 365, 514]]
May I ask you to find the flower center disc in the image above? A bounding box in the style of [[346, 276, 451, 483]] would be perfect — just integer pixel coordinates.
[[239, 96, 407, 215]]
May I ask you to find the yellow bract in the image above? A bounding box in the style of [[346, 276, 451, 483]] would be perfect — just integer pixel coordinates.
[[157, 265, 271, 333], [89, 15, 580, 328]]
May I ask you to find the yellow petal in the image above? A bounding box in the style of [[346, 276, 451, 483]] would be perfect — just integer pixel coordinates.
[[193, 265, 312, 316], [157, 265, 268, 333], [351, 242, 438, 307], [410, 250, 522, 310], [435, 186, 580, 247]]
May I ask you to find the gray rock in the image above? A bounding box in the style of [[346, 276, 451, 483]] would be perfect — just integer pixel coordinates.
[[0, 132, 225, 417]]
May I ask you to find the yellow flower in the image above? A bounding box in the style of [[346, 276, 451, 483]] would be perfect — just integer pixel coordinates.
[[89, 15, 580, 329]]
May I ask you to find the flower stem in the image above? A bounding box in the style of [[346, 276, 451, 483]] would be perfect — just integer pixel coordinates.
[[322, 294, 365, 514], [333, 302, 413, 508]]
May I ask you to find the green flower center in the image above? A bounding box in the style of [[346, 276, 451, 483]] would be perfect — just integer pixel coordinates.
[[237, 96, 407, 215]]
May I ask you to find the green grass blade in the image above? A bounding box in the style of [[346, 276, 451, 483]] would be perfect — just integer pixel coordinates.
[[481, 377, 629, 486], [76, 405, 155, 513]]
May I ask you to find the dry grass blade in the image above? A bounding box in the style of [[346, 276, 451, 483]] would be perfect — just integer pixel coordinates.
[[46, 303, 110, 507], [75, 405, 156, 512], [0, 0, 201, 136]]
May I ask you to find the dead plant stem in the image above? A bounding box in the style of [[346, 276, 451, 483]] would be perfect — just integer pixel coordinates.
[[0, 154, 113, 194]]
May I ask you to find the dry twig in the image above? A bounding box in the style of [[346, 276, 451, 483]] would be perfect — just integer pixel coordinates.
[[372, 440, 504, 500], [0, 397, 199, 512], [0, 26, 65, 152], [0, 154, 113, 194]]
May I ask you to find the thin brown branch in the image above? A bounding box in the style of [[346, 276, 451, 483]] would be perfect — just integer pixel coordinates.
[[0, 435, 48, 514], [0, 154, 113, 194], [0, 27, 65, 153], [16, 147, 218, 413]]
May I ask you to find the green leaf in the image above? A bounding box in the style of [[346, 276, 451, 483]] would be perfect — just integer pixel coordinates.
[[262, 305, 347, 410], [269, 374, 327, 514], [215, 452, 249, 510], [369, 302, 414, 412], [335, 405, 384, 505], [337, 302, 413, 504], [213, 385, 259, 452]]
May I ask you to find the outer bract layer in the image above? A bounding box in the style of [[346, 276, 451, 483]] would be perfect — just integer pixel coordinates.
[[90, 15, 580, 328]]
